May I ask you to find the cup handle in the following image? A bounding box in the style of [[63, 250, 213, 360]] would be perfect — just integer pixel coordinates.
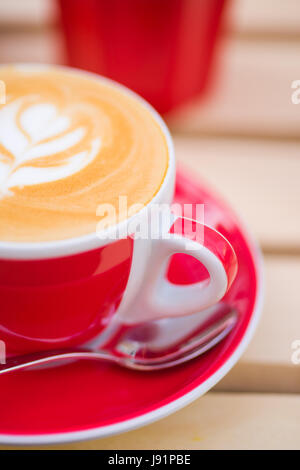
[[125, 216, 238, 324]]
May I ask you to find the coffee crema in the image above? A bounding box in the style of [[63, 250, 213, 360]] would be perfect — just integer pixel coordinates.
[[0, 66, 168, 242]]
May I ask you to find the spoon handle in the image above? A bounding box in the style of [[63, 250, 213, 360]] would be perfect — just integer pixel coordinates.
[[0, 349, 116, 375], [0, 310, 237, 374]]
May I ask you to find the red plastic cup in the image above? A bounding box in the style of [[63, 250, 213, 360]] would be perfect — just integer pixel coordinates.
[[58, 0, 227, 114]]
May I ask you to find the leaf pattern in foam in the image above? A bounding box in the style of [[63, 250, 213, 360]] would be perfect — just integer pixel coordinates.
[[0, 97, 101, 196]]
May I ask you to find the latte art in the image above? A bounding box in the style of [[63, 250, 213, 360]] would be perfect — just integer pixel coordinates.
[[0, 66, 168, 242], [0, 98, 102, 195]]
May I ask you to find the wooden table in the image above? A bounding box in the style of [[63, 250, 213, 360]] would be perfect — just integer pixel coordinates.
[[0, 0, 300, 450]]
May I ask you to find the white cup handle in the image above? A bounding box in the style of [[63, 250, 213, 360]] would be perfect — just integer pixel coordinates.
[[124, 215, 238, 324]]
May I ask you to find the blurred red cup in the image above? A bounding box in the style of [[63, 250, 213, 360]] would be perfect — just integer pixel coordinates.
[[57, 0, 227, 114]]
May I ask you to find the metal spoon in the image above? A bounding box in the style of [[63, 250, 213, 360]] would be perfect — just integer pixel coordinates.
[[0, 307, 237, 374]]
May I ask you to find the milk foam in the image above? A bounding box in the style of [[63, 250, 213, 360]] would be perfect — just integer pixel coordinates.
[[0, 66, 168, 242], [0, 98, 101, 195]]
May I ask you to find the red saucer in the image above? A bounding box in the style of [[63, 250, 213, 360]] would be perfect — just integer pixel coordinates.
[[0, 169, 263, 445]]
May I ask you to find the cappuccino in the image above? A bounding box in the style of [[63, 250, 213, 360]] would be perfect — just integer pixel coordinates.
[[0, 65, 168, 242]]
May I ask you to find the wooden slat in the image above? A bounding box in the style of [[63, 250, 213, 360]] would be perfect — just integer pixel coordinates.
[[0, 30, 64, 65], [175, 136, 300, 251], [2, 393, 299, 450], [0, 0, 56, 28], [231, 0, 300, 37], [216, 256, 300, 393], [1, 0, 299, 38], [168, 39, 300, 140], [1, 27, 299, 141]]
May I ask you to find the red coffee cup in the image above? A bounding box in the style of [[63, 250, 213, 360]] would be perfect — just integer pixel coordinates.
[[57, 0, 227, 113]]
